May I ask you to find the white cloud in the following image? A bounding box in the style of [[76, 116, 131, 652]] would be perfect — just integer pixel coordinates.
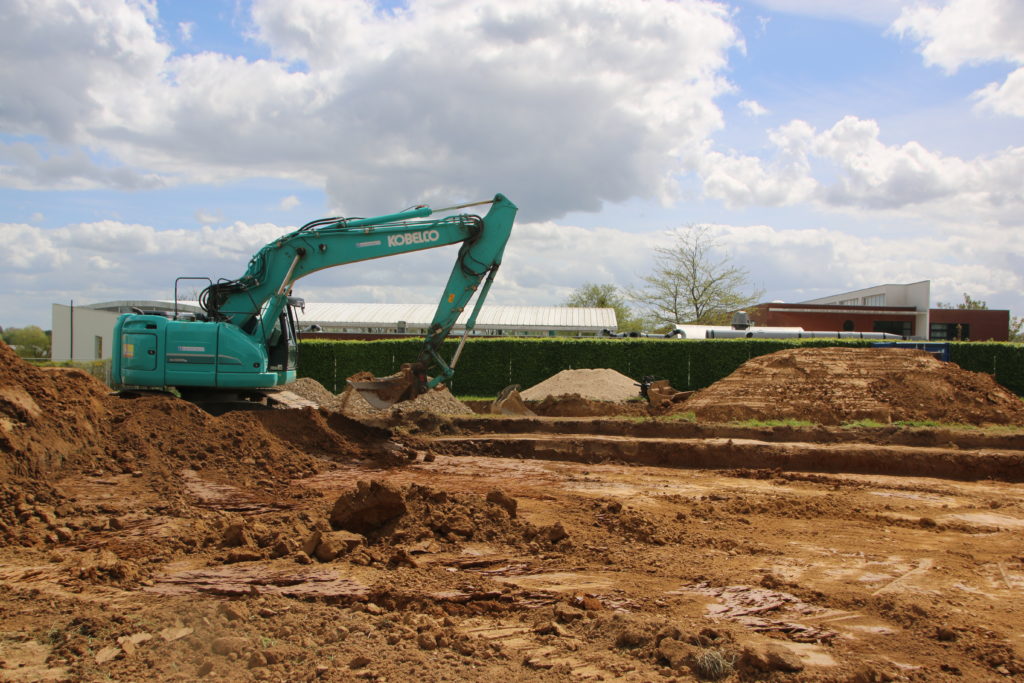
[[700, 115, 1024, 227], [279, 194, 300, 210], [3, 215, 1022, 330], [893, 0, 1024, 116], [178, 21, 194, 43], [0, 0, 742, 221], [739, 99, 768, 117]]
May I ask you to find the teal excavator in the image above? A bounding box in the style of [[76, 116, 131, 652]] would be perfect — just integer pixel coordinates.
[[112, 194, 518, 410]]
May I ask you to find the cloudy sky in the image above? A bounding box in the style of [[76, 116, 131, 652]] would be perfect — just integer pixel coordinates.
[[2, 0, 1022, 330]]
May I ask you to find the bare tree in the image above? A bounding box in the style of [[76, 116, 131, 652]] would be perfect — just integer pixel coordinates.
[[629, 225, 763, 328]]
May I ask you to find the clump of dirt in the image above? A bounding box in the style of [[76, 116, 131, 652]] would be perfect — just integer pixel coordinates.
[[520, 368, 640, 402], [327, 480, 567, 550], [683, 347, 1024, 426]]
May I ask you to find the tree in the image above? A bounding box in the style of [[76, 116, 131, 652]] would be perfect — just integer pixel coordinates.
[[1, 325, 51, 358], [628, 225, 763, 328], [936, 293, 988, 310], [565, 283, 641, 332], [1010, 315, 1023, 342]]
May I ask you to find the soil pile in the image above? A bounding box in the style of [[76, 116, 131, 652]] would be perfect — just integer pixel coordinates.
[[326, 385, 473, 419], [520, 368, 640, 402], [683, 347, 1024, 426], [282, 377, 335, 406], [0, 341, 400, 547]]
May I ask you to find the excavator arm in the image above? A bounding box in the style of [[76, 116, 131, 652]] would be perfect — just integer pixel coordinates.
[[112, 194, 517, 407]]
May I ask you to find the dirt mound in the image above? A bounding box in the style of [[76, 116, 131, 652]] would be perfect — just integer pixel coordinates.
[[520, 368, 640, 402], [282, 377, 335, 406], [0, 341, 410, 547], [683, 347, 1024, 426], [532, 393, 643, 417], [326, 385, 473, 419]]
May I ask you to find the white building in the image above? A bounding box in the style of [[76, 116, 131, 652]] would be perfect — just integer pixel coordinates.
[[50, 300, 201, 362], [51, 300, 616, 360]]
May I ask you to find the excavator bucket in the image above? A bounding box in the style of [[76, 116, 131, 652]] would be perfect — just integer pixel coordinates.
[[490, 384, 536, 416], [346, 366, 425, 410], [645, 379, 693, 407]]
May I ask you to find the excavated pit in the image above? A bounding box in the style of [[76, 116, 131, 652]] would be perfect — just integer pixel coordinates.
[[3, 341, 1024, 682]]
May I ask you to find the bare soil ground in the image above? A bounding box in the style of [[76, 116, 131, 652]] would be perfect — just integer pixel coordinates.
[[2, 343, 1024, 682]]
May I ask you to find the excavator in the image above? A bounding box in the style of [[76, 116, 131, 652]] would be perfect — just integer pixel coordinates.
[[111, 194, 518, 411]]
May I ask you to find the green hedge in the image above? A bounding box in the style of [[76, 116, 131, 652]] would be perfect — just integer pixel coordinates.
[[950, 342, 1024, 395], [297, 338, 1024, 397]]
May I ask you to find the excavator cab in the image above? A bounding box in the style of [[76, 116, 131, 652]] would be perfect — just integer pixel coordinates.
[[267, 297, 302, 373]]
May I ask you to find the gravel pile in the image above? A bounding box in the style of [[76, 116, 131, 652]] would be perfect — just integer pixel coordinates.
[[520, 368, 640, 402]]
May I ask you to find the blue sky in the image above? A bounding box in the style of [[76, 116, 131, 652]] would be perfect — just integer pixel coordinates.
[[1, 0, 1022, 330]]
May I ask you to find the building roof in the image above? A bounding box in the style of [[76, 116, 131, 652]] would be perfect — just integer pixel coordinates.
[[76, 300, 616, 332], [298, 302, 616, 331]]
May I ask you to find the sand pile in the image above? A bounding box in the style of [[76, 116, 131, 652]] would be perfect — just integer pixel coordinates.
[[683, 347, 1024, 426], [520, 368, 640, 402]]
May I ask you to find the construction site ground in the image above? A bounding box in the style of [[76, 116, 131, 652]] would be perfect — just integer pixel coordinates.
[[2, 346, 1024, 682]]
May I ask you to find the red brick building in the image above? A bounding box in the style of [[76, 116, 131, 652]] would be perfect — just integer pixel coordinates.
[[747, 281, 1009, 341]]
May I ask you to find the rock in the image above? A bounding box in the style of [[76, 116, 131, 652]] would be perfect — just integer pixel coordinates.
[[314, 530, 366, 562], [197, 660, 214, 677], [742, 643, 804, 673], [936, 627, 958, 642], [219, 603, 249, 621], [302, 530, 322, 556], [159, 626, 193, 642], [330, 481, 408, 535], [211, 636, 250, 656], [658, 638, 694, 669], [225, 549, 263, 563], [349, 655, 371, 669], [95, 645, 120, 664], [222, 521, 253, 548], [486, 490, 518, 518]]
